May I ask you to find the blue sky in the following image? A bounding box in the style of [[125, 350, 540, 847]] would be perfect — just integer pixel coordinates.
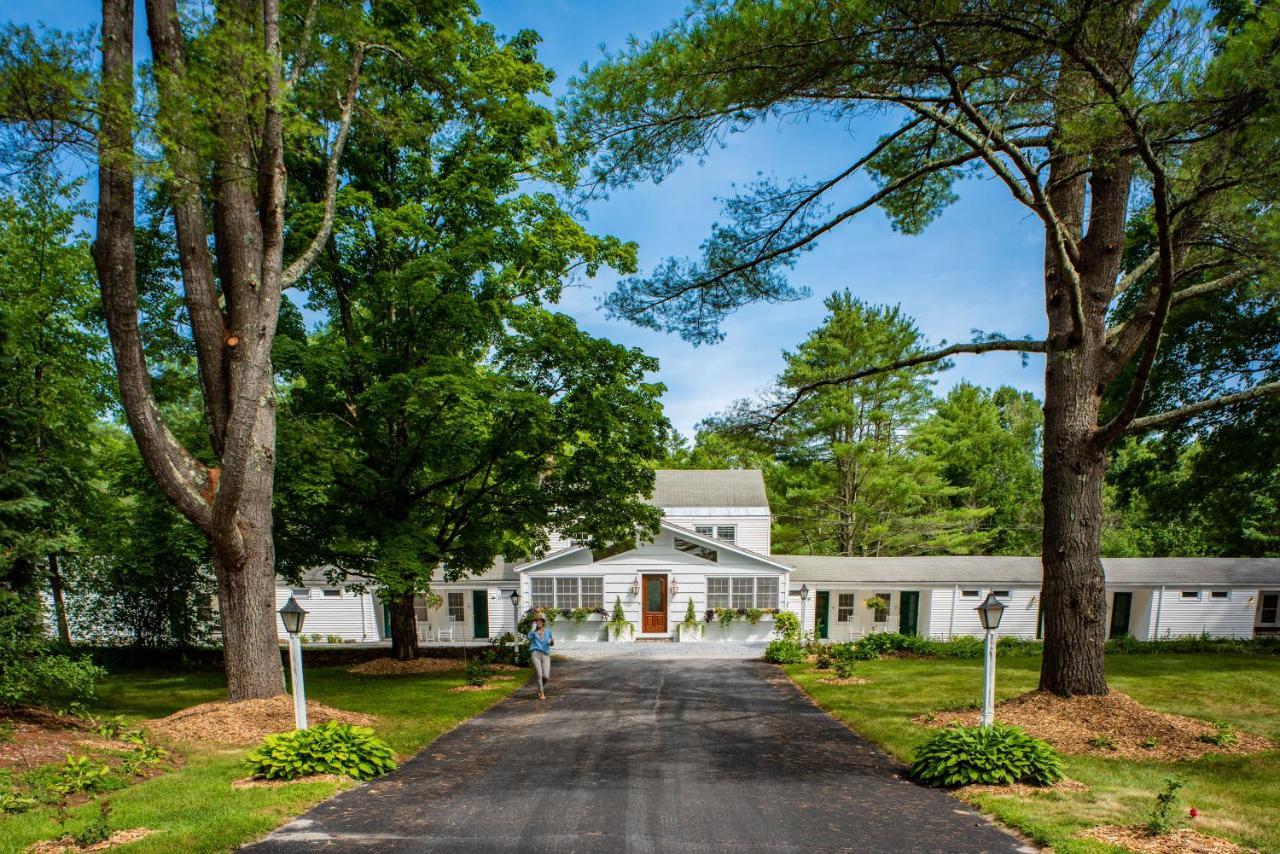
[[6, 0, 1049, 438]]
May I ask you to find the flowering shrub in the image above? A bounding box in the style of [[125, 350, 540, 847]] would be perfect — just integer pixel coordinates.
[[773, 611, 800, 642]]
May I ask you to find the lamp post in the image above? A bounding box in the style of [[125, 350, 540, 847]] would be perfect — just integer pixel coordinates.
[[975, 592, 1007, 728], [279, 596, 309, 730], [508, 589, 520, 631], [798, 584, 810, 642]]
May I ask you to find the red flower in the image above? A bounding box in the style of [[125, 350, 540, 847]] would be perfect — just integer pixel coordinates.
[[1189, 807, 1199, 819]]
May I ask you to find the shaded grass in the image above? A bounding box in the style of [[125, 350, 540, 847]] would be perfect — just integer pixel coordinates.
[[785, 653, 1280, 853], [1, 663, 527, 853]]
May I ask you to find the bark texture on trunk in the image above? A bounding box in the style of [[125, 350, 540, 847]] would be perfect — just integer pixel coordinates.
[[48, 554, 71, 645], [390, 593, 420, 661]]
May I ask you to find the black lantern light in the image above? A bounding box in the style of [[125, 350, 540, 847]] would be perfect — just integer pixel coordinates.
[[279, 596, 308, 636], [799, 584, 810, 601], [976, 592, 1006, 631]]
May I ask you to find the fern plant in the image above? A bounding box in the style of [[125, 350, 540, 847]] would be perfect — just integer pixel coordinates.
[[246, 722, 397, 781]]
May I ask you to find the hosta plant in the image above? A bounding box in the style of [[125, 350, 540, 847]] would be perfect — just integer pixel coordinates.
[[910, 723, 1064, 788], [246, 722, 397, 781], [762, 639, 806, 664]]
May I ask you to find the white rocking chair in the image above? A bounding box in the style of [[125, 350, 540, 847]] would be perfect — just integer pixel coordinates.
[[435, 625, 455, 642]]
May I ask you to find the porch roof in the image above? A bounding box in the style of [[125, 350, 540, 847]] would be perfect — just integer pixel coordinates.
[[778, 555, 1280, 587]]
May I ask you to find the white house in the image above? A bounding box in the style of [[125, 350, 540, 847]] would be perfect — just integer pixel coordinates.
[[275, 470, 1280, 644]]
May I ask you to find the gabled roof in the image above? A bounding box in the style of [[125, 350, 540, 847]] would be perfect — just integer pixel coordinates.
[[779, 555, 1280, 586], [512, 519, 792, 573], [649, 469, 769, 509]]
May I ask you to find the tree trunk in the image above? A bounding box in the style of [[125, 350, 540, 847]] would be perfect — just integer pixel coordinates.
[[390, 593, 420, 661], [1038, 388, 1109, 695], [47, 554, 71, 645]]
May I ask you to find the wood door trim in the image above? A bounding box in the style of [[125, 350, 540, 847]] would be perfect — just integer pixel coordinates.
[[641, 574, 667, 633]]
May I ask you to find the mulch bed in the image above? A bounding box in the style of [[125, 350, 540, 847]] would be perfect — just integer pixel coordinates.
[[0, 708, 120, 771], [816, 675, 871, 686], [1081, 825, 1253, 853], [917, 690, 1273, 761], [144, 696, 374, 746], [27, 828, 156, 853]]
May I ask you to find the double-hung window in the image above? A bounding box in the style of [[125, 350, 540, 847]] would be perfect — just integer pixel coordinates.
[[836, 593, 857, 622], [693, 524, 736, 543], [531, 577, 604, 609], [873, 592, 891, 623], [707, 577, 731, 610], [710, 576, 779, 610], [755, 577, 778, 608], [447, 591, 465, 622], [580, 578, 604, 609], [530, 577, 555, 609], [556, 577, 579, 608]]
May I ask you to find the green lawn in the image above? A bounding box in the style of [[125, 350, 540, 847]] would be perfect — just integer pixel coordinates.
[[785, 653, 1280, 853], [1, 664, 527, 854]]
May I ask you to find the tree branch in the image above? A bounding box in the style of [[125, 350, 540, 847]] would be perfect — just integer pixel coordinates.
[[1125, 380, 1280, 434], [281, 42, 365, 289], [1106, 268, 1255, 340], [144, 0, 230, 455], [95, 0, 215, 534], [769, 338, 1047, 423], [618, 148, 983, 318]]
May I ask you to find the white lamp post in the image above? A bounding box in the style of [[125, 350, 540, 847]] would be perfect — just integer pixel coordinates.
[[975, 592, 1007, 728], [798, 584, 810, 642], [279, 596, 309, 730]]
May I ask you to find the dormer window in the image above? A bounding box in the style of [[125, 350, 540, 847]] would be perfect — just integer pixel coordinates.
[[693, 524, 736, 543], [674, 537, 717, 562]]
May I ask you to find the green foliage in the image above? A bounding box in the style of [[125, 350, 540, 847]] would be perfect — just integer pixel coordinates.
[[1087, 735, 1118, 751], [0, 593, 102, 709], [0, 164, 109, 596], [570, 607, 593, 626], [93, 714, 127, 739], [53, 755, 115, 795], [0, 784, 35, 813], [1145, 778, 1186, 837], [464, 660, 494, 687], [1105, 633, 1280, 655], [72, 800, 112, 847], [834, 660, 857, 680], [772, 610, 800, 642], [716, 608, 736, 629], [1141, 737, 1159, 750], [910, 724, 1064, 788], [1199, 721, 1239, 747], [762, 639, 806, 664], [271, 4, 665, 660], [606, 597, 633, 639], [245, 722, 397, 782], [744, 607, 765, 625]]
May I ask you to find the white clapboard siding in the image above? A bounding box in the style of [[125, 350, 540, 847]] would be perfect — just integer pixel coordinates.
[[661, 514, 771, 554], [924, 587, 1041, 639], [275, 586, 379, 642], [1145, 587, 1260, 639], [519, 529, 788, 638]]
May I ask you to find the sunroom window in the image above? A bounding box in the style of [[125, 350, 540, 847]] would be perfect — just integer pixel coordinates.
[[675, 537, 718, 562]]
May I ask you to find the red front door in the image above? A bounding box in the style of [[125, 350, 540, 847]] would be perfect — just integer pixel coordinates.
[[642, 574, 667, 633]]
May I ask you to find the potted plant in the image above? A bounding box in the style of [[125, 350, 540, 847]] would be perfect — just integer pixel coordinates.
[[864, 595, 890, 624], [678, 598, 702, 641], [606, 596, 634, 641]]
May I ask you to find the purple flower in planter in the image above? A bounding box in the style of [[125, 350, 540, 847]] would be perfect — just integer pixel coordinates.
[[704, 610, 715, 623], [736, 608, 748, 617]]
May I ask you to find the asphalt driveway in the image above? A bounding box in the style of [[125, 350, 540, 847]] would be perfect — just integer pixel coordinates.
[[244, 658, 1030, 853]]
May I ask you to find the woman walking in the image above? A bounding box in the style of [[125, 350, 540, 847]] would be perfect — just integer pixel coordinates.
[[527, 614, 553, 700]]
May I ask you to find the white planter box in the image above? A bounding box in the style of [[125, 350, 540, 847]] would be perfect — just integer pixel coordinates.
[[676, 623, 705, 642], [551, 618, 607, 642], [605, 624, 635, 642], [705, 616, 776, 643]]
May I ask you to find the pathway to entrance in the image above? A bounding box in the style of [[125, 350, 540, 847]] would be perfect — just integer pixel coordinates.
[[245, 658, 1031, 853]]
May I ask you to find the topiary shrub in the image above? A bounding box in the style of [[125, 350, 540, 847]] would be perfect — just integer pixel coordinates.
[[909, 723, 1064, 787], [763, 639, 806, 664], [246, 722, 397, 781]]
